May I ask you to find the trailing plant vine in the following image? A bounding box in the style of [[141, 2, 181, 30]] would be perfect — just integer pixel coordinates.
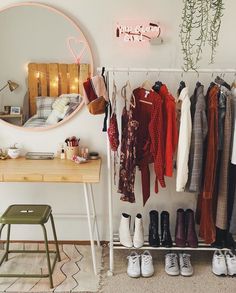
[[180, 0, 224, 71]]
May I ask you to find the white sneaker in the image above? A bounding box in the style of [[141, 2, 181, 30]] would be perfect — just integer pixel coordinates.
[[212, 250, 227, 276], [179, 253, 193, 276], [119, 213, 132, 248], [225, 250, 236, 276], [127, 252, 141, 278], [141, 250, 154, 277], [133, 214, 144, 248], [165, 253, 179, 276]]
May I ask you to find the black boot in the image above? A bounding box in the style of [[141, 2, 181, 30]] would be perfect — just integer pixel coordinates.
[[211, 227, 227, 249], [149, 210, 160, 247], [225, 232, 236, 249], [161, 211, 173, 247]]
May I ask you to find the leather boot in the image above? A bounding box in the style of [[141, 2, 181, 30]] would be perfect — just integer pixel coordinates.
[[133, 213, 144, 248], [175, 208, 186, 247], [119, 213, 132, 248], [211, 227, 226, 249], [225, 232, 236, 249], [185, 209, 198, 248], [161, 211, 173, 247], [148, 210, 160, 247]]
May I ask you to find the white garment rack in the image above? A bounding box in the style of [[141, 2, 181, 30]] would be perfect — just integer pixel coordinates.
[[97, 67, 236, 276]]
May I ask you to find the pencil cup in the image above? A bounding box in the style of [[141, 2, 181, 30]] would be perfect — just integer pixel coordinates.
[[66, 146, 79, 160]]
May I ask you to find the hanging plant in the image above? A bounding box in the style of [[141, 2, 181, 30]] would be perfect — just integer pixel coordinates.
[[180, 0, 224, 71]]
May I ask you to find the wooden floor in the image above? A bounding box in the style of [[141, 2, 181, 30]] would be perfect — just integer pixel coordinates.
[[0, 243, 102, 292]]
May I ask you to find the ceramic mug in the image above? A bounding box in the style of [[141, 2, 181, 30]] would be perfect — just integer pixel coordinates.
[[66, 146, 79, 160]]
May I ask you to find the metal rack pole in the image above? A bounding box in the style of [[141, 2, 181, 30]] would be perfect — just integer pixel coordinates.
[[97, 67, 236, 73]]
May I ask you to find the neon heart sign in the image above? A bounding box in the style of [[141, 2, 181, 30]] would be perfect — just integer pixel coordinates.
[[67, 36, 86, 64]]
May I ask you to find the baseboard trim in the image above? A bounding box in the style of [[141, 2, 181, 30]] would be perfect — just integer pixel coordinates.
[[0, 240, 108, 246]]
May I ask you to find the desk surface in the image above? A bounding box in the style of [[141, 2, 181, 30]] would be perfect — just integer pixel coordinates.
[[0, 157, 101, 183]]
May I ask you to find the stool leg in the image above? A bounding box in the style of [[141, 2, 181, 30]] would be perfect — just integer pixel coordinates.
[[0, 224, 6, 240], [5, 224, 11, 262], [41, 224, 53, 289], [50, 214, 61, 262]]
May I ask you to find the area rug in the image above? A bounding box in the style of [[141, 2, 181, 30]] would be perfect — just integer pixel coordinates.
[[0, 243, 102, 292], [101, 249, 236, 293]]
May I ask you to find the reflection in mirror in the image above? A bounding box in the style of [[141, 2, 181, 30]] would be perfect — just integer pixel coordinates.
[[0, 4, 93, 128]]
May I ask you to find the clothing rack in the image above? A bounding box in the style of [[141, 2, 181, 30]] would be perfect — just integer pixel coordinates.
[[97, 67, 236, 276]]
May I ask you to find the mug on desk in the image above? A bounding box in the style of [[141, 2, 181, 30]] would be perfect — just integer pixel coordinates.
[[66, 146, 79, 160]]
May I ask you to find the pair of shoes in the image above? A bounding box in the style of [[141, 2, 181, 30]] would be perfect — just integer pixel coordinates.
[[175, 208, 198, 248], [127, 250, 154, 278], [212, 250, 236, 276], [149, 210, 172, 247], [212, 230, 236, 250], [165, 253, 193, 277], [119, 213, 144, 248]]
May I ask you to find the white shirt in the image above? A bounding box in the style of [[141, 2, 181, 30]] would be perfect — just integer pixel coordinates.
[[176, 87, 192, 192], [231, 87, 236, 164]]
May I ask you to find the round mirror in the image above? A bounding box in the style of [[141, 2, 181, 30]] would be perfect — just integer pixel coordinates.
[[0, 2, 93, 130]]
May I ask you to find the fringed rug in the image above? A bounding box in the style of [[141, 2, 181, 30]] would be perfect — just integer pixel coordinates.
[[0, 243, 102, 292]]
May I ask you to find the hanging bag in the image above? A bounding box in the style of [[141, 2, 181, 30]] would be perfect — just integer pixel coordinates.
[[83, 74, 109, 115]]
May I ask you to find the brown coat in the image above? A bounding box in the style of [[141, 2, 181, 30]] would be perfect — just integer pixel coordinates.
[[199, 85, 219, 244], [216, 91, 232, 230]]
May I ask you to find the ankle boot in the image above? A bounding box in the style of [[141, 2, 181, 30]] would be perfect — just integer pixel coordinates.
[[211, 227, 226, 249], [225, 232, 236, 249], [175, 208, 186, 247], [133, 213, 144, 248], [161, 211, 173, 247], [185, 209, 198, 248], [148, 210, 160, 247], [119, 213, 132, 248]]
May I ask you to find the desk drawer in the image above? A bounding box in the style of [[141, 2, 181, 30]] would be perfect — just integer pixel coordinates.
[[3, 174, 43, 182], [43, 174, 81, 182]]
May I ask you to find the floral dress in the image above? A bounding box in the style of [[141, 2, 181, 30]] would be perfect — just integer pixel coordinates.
[[117, 104, 139, 203]]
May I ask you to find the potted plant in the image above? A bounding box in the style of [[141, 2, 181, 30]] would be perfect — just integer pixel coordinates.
[[8, 143, 21, 159]]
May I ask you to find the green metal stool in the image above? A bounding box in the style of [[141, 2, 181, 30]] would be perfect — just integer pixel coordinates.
[[0, 204, 61, 288]]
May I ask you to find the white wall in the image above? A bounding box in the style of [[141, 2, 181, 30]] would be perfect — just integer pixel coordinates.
[[0, 0, 235, 241]]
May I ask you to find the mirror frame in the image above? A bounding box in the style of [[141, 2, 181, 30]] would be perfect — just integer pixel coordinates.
[[0, 1, 94, 131]]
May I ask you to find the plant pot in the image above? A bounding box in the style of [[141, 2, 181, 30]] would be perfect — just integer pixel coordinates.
[[8, 148, 20, 159]]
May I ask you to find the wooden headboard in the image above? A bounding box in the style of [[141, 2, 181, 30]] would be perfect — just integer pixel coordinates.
[[28, 63, 90, 116]]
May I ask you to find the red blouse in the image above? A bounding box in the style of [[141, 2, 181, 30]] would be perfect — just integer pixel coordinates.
[[159, 84, 178, 177], [133, 88, 165, 205]]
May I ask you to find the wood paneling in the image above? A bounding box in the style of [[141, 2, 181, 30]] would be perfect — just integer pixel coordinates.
[[79, 64, 89, 95], [28, 63, 89, 116], [48, 63, 59, 97], [58, 64, 68, 94], [38, 64, 47, 96], [68, 64, 79, 93], [28, 63, 38, 117]]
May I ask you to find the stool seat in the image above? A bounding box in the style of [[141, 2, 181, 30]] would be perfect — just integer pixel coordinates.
[[0, 205, 52, 225]]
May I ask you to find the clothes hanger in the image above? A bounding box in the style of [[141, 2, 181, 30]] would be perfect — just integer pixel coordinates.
[[178, 80, 186, 96], [121, 71, 136, 108], [141, 71, 153, 91], [152, 81, 163, 93], [111, 76, 117, 114], [215, 75, 231, 91]]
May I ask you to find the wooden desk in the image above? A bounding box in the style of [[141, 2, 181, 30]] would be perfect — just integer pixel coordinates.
[[0, 157, 101, 274]]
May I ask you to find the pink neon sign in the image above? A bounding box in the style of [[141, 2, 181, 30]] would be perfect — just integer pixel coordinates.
[[116, 21, 161, 42]]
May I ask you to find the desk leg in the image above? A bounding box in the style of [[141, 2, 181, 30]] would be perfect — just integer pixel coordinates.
[[83, 183, 97, 275], [88, 184, 100, 247]]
